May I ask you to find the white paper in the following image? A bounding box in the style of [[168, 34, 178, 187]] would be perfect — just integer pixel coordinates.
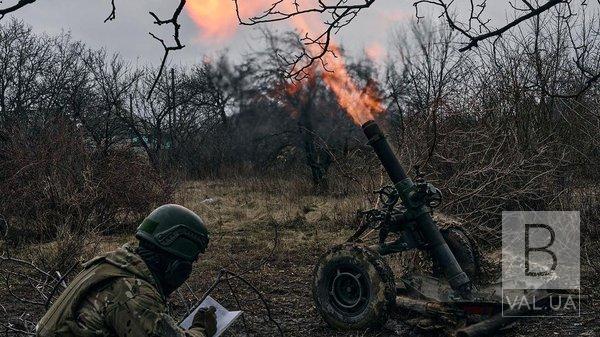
[[180, 295, 242, 337]]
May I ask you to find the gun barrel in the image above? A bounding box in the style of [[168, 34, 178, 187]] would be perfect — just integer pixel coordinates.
[[361, 120, 472, 295], [362, 120, 408, 185]]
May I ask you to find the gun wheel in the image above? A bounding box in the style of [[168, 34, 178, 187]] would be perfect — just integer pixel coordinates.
[[433, 226, 481, 281], [312, 243, 395, 330]]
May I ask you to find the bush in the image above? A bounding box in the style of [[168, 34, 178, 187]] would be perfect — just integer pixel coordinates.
[[0, 118, 172, 244]]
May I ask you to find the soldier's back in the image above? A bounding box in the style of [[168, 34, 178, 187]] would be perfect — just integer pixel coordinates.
[[36, 244, 166, 337]]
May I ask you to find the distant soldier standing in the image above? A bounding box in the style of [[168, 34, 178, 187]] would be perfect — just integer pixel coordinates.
[[36, 204, 217, 337]]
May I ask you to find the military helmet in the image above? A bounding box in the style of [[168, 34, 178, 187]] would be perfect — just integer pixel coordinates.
[[135, 204, 209, 261]]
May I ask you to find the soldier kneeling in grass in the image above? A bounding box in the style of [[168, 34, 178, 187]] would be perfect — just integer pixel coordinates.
[[36, 204, 217, 337]]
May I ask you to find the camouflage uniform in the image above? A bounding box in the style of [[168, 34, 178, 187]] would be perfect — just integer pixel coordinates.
[[36, 243, 207, 337]]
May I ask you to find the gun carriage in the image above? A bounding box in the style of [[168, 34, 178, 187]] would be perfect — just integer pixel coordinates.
[[312, 120, 535, 337]]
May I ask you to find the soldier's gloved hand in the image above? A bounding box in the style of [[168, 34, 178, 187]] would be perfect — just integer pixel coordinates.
[[192, 306, 217, 337]]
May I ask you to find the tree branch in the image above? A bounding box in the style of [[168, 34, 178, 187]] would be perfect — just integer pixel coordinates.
[[147, 0, 186, 99], [0, 0, 36, 19], [234, 0, 376, 79], [104, 0, 116, 23]]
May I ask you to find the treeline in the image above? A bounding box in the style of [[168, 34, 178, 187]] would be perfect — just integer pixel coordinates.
[[0, 13, 598, 243]]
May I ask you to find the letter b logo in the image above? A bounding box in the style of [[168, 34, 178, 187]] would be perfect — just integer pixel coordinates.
[[502, 212, 580, 317], [524, 224, 557, 276], [502, 211, 579, 290]]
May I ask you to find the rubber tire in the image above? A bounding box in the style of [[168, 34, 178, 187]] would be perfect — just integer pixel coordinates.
[[432, 226, 480, 281], [312, 243, 396, 330]]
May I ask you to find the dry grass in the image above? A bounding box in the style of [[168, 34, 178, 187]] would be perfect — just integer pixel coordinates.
[[2, 177, 598, 336], [171, 177, 368, 336], [173, 178, 599, 337]]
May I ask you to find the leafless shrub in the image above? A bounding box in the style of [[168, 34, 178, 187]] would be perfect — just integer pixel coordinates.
[[384, 20, 598, 249], [434, 124, 566, 239], [0, 250, 75, 336], [0, 117, 171, 244]]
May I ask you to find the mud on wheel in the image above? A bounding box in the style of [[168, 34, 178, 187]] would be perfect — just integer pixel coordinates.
[[312, 243, 396, 330]]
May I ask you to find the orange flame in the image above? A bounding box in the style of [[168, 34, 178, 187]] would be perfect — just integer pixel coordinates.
[[281, 66, 318, 118], [320, 45, 383, 125], [186, 1, 384, 125], [291, 16, 383, 125]]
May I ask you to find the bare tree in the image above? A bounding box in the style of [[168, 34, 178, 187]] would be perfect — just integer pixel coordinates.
[[5, 1, 598, 95], [383, 17, 598, 238], [78, 49, 141, 155], [190, 57, 241, 126], [386, 20, 472, 168], [233, 0, 600, 91], [0, 0, 186, 97], [0, 19, 53, 122]]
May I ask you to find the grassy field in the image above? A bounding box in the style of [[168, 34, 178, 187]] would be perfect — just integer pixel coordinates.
[[174, 178, 599, 337], [2, 177, 598, 336], [174, 178, 365, 336]]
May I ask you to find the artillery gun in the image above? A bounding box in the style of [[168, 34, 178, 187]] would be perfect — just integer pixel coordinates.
[[311, 120, 519, 336]]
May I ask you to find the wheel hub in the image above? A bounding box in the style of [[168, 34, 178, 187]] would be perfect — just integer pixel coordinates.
[[330, 267, 368, 314]]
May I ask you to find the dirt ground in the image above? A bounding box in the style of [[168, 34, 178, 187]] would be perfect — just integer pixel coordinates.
[[173, 179, 600, 337], [2, 178, 599, 336]]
